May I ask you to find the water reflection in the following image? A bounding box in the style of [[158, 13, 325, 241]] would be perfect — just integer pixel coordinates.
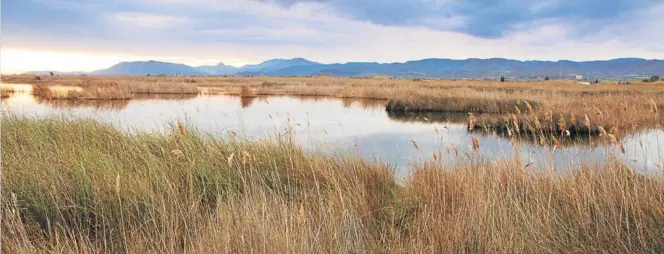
[[36, 98, 131, 110], [133, 93, 198, 101], [387, 111, 468, 124], [2, 93, 663, 178], [1, 84, 33, 93], [341, 98, 388, 110]]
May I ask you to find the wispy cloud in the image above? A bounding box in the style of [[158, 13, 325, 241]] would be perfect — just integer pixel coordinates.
[[113, 12, 189, 29]]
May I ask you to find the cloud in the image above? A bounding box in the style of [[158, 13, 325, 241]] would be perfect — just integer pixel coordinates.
[[113, 12, 189, 29], [1, 0, 663, 72], [270, 0, 660, 38]]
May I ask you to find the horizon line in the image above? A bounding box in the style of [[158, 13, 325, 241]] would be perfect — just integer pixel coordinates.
[[15, 56, 664, 74]]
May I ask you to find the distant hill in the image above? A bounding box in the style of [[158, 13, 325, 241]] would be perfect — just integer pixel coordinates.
[[235, 58, 320, 75], [27, 58, 664, 79], [91, 60, 205, 76], [196, 62, 239, 75], [255, 58, 664, 79]]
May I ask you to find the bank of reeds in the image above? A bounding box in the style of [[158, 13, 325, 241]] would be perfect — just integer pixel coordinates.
[[127, 81, 198, 94], [3, 116, 664, 253], [32, 82, 133, 100], [386, 86, 662, 139]]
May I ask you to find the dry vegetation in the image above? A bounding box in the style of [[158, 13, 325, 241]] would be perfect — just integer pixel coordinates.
[[126, 81, 198, 94], [2, 116, 664, 253], [32, 82, 134, 100], [3, 75, 663, 137], [3, 76, 198, 100], [1, 86, 16, 98]]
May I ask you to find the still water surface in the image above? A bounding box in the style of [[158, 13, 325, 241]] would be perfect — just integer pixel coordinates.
[[2, 87, 663, 178]]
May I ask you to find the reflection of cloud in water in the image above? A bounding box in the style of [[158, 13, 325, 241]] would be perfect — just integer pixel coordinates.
[[3, 93, 662, 179], [325, 126, 557, 178]]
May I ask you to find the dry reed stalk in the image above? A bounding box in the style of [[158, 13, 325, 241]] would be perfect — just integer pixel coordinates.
[[609, 127, 620, 142], [240, 86, 255, 97], [511, 114, 520, 134], [557, 114, 566, 131], [411, 140, 419, 150], [651, 99, 658, 113], [472, 136, 480, 150], [176, 120, 187, 136], [532, 116, 542, 131], [583, 114, 591, 128], [598, 126, 607, 136], [467, 113, 477, 131], [524, 101, 534, 114]]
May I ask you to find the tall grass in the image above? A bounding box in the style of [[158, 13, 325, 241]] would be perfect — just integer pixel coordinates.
[[2, 116, 664, 253], [127, 81, 198, 94], [32, 82, 133, 100]]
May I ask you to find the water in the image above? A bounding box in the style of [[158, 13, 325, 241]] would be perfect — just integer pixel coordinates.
[[2, 86, 663, 178]]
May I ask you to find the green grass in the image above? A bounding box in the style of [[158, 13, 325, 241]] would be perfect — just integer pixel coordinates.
[[2, 115, 664, 253]]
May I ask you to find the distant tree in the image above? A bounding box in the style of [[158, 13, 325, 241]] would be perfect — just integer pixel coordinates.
[[643, 75, 660, 83], [500, 76, 505, 82], [595, 78, 599, 84], [49, 71, 54, 76], [544, 76, 550, 81], [147, 74, 151, 76]]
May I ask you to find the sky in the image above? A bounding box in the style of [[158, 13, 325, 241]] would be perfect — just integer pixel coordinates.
[[2, 0, 664, 74]]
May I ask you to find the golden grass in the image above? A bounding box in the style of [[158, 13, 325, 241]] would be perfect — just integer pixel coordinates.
[[4, 76, 198, 97], [125, 81, 198, 94], [3, 116, 664, 253], [5, 75, 664, 136], [32, 82, 133, 100]]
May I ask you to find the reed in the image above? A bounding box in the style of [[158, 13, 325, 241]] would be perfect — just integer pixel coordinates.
[[31, 82, 133, 100], [3, 116, 664, 253], [1, 86, 16, 97], [127, 81, 199, 94], [240, 86, 255, 97]]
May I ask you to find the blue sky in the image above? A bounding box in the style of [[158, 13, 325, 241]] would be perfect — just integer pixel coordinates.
[[2, 0, 664, 72]]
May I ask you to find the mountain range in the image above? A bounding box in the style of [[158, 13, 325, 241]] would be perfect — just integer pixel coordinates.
[[29, 58, 664, 79]]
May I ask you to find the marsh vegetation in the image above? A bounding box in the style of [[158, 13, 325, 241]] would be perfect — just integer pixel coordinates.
[[2, 75, 664, 252], [3, 116, 664, 253]]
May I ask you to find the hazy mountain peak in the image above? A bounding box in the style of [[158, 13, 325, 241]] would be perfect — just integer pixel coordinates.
[[45, 57, 663, 78], [92, 60, 204, 76]]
